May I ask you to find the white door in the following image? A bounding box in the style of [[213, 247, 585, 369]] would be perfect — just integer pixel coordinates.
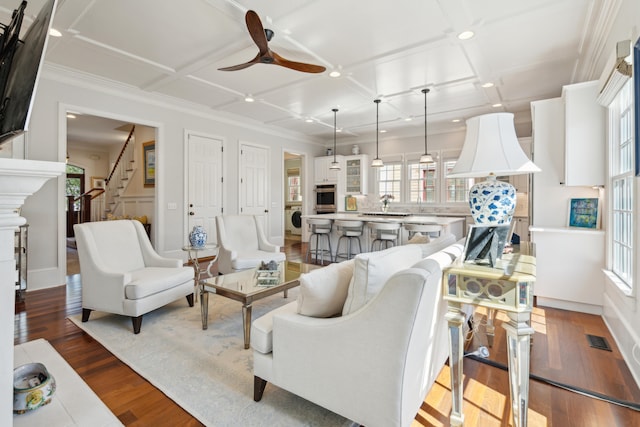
[[187, 133, 223, 247], [239, 143, 270, 231]]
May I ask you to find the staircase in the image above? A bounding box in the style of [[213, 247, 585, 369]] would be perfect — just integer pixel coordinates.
[[104, 132, 136, 218]]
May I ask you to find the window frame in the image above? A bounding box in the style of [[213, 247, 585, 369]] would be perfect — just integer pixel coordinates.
[[606, 78, 635, 296]]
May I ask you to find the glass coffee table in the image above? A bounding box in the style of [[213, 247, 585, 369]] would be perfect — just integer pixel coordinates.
[[200, 261, 319, 349]]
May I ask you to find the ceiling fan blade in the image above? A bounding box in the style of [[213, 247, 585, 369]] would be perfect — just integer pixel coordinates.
[[245, 10, 269, 55], [218, 52, 261, 71], [272, 51, 326, 74]]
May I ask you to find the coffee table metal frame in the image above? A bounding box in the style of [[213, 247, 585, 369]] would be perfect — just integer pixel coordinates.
[[200, 261, 317, 349]]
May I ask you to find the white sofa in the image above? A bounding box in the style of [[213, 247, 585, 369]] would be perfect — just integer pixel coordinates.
[[251, 234, 466, 427], [216, 214, 287, 274], [74, 220, 195, 334]]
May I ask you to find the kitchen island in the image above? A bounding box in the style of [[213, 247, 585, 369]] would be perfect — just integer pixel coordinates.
[[301, 212, 466, 259]]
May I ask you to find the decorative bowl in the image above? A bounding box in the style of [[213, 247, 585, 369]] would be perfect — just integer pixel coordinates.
[[13, 363, 56, 414]]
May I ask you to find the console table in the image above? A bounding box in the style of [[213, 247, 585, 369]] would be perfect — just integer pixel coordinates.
[[442, 244, 536, 427]]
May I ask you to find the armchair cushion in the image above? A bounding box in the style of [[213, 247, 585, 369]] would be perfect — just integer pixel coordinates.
[[342, 245, 422, 315], [297, 259, 354, 318], [231, 250, 286, 271], [125, 267, 195, 300]]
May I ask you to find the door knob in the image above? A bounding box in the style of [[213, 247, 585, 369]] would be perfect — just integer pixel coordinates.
[[189, 212, 195, 216], [264, 209, 269, 213]]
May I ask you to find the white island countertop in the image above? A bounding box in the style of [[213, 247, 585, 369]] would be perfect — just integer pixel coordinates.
[[302, 212, 465, 226]]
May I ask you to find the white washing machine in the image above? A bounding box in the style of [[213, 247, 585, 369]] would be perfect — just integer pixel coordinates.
[[291, 208, 302, 235]]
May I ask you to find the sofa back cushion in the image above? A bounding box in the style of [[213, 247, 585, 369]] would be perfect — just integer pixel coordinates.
[[415, 233, 457, 258], [342, 245, 423, 315], [297, 259, 354, 318]]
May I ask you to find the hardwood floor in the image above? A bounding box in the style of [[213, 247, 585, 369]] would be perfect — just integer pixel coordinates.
[[15, 241, 640, 426]]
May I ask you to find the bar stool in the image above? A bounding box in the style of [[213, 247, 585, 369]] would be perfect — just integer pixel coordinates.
[[305, 218, 333, 265], [368, 222, 401, 251], [404, 223, 443, 244], [334, 220, 364, 262]]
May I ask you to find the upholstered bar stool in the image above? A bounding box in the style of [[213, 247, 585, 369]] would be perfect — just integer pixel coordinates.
[[305, 218, 333, 265], [404, 223, 443, 244], [368, 222, 401, 251], [333, 219, 364, 262]]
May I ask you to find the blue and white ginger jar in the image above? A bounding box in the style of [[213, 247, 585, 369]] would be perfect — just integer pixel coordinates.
[[189, 225, 207, 248], [469, 178, 516, 225]]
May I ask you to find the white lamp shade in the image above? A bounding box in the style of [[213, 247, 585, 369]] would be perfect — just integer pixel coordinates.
[[448, 113, 540, 178]]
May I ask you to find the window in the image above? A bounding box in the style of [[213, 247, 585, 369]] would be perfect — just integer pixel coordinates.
[[377, 162, 402, 201], [608, 79, 634, 290], [443, 159, 474, 203], [408, 161, 436, 203], [286, 168, 301, 202]]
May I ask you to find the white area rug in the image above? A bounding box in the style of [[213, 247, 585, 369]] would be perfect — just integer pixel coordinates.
[[68, 289, 353, 427]]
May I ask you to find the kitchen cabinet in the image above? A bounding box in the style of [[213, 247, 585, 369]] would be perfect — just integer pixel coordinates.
[[344, 154, 369, 194], [314, 156, 343, 184], [562, 81, 605, 186]]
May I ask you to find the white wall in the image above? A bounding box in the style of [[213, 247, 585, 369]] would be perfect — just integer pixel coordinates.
[[599, 0, 640, 387], [20, 64, 323, 291]]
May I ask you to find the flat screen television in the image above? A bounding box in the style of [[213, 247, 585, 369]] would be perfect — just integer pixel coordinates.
[[0, 0, 57, 145]]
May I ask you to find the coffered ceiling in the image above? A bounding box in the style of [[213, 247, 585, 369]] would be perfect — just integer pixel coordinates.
[[0, 0, 617, 144]]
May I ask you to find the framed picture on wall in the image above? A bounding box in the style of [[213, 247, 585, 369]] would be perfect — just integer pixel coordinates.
[[91, 176, 105, 189], [143, 141, 155, 187], [568, 198, 599, 229]]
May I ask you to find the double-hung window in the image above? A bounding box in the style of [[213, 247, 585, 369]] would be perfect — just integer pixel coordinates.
[[377, 162, 402, 201], [443, 159, 473, 203], [407, 160, 436, 203], [608, 79, 634, 291]]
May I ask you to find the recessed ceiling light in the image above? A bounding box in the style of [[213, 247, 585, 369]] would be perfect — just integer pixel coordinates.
[[66, 113, 76, 119], [337, 128, 343, 133], [329, 70, 341, 78], [404, 117, 413, 122], [452, 119, 461, 123], [492, 103, 503, 108], [380, 129, 387, 133], [305, 118, 314, 123], [457, 30, 474, 40], [49, 28, 62, 37], [244, 95, 255, 102], [481, 82, 494, 88]]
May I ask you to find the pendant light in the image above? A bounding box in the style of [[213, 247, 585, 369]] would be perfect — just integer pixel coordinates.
[[371, 99, 384, 168], [329, 108, 340, 170], [419, 88, 434, 164]]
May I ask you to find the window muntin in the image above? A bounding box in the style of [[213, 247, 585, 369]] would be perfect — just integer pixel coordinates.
[[443, 160, 473, 203]]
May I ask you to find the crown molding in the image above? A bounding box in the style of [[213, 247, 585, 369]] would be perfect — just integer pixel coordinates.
[[41, 63, 325, 146]]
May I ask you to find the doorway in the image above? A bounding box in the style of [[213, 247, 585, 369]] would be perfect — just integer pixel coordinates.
[[284, 151, 304, 242]]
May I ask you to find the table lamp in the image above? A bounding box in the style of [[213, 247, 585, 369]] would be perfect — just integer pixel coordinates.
[[448, 112, 540, 225]]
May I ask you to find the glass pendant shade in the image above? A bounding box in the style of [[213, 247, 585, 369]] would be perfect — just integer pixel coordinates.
[[329, 108, 340, 170], [371, 99, 383, 168], [419, 153, 433, 163]]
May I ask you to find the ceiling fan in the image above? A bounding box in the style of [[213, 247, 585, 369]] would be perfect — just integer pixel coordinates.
[[218, 10, 326, 74]]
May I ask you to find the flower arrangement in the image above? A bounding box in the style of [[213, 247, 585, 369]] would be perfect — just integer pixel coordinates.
[[380, 194, 394, 209]]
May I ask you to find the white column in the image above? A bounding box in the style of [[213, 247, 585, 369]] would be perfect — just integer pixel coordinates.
[[0, 158, 64, 425]]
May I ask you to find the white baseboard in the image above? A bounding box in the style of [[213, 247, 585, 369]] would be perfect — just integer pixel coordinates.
[[28, 267, 66, 291], [602, 293, 640, 390], [536, 297, 602, 315]]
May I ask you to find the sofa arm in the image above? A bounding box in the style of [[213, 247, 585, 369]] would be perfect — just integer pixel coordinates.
[[269, 268, 438, 427]]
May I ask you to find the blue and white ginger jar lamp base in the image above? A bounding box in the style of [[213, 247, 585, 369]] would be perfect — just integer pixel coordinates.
[[469, 175, 516, 225]]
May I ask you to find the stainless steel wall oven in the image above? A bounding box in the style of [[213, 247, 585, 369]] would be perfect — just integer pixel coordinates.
[[314, 184, 337, 213]]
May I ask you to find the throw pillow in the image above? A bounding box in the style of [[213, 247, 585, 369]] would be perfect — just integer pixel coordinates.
[[297, 259, 354, 318], [408, 232, 431, 244], [342, 245, 423, 316], [415, 233, 457, 258]]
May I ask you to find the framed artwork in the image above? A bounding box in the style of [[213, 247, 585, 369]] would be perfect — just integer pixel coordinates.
[[568, 198, 599, 229], [142, 141, 155, 187], [345, 196, 357, 211], [462, 224, 511, 267], [91, 176, 105, 189]]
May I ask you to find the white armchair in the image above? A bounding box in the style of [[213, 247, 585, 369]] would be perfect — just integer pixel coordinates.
[[251, 243, 463, 427], [74, 220, 195, 334], [216, 215, 286, 274]]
